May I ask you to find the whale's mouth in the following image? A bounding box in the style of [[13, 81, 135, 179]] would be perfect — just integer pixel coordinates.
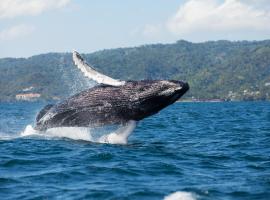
[[177, 81, 189, 95], [169, 82, 189, 103]]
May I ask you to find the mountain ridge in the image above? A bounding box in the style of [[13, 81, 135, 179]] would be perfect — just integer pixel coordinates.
[[0, 40, 269, 101]]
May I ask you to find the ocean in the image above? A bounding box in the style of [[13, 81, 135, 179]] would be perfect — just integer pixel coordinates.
[[0, 102, 269, 200]]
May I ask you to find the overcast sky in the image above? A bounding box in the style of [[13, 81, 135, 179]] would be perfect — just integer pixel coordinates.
[[0, 0, 270, 58]]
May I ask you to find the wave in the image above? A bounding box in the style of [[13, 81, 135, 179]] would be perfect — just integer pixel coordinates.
[[164, 191, 196, 200], [19, 121, 136, 145]]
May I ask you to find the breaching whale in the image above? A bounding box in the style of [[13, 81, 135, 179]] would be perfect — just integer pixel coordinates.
[[34, 51, 189, 131]]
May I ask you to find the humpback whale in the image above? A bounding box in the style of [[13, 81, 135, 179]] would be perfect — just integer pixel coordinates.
[[35, 51, 189, 131]]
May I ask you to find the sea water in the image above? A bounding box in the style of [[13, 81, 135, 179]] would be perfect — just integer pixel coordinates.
[[0, 102, 269, 199]]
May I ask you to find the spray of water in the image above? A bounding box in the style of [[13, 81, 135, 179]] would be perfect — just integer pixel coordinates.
[[58, 54, 95, 96], [164, 191, 197, 200], [20, 121, 136, 145]]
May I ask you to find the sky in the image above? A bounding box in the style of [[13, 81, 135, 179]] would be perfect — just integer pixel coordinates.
[[0, 0, 270, 58]]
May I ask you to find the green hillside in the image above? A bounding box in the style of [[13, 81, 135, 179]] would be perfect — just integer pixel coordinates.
[[0, 40, 270, 101]]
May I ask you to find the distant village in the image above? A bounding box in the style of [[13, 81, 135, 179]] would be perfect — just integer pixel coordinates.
[[15, 83, 270, 102], [15, 86, 60, 102]]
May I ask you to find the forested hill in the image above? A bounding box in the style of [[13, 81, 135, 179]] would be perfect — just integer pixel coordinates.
[[0, 40, 270, 102]]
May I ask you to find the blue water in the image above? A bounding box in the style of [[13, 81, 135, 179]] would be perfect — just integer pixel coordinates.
[[0, 102, 269, 200]]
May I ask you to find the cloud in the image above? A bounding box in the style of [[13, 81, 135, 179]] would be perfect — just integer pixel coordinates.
[[0, 0, 70, 19], [241, 0, 270, 9], [167, 0, 270, 37], [0, 24, 35, 41]]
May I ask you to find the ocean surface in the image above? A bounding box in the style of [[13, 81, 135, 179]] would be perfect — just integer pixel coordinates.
[[0, 102, 269, 200]]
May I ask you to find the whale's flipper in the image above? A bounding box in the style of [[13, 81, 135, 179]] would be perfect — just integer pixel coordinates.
[[99, 120, 137, 144], [72, 51, 125, 86]]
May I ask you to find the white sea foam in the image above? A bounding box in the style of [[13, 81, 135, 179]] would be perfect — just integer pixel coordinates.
[[164, 191, 196, 200], [0, 132, 18, 140], [21, 125, 39, 137], [20, 121, 136, 144], [0, 125, 38, 140]]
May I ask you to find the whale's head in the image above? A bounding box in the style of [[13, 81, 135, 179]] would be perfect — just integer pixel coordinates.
[[125, 80, 189, 120]]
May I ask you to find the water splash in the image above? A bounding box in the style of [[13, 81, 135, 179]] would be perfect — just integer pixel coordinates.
[[164, 191, 196, 200], [20, 121, 136, 145], [0, 132, 18, 140], [21, 125, 38, 137], [58, 54, 95, 96]]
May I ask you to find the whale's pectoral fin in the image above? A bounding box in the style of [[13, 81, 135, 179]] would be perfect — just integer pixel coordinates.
[[72, 50, 125, 86], [115, 120, 137, 137], [99, 120, 137, 144]]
